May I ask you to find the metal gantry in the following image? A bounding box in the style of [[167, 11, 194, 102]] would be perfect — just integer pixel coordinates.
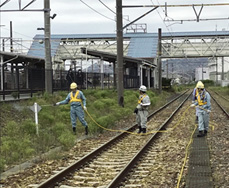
[[161, 34, 229, 58]]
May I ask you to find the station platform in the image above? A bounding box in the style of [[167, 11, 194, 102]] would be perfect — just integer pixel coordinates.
[[186, 129, 213, 188]]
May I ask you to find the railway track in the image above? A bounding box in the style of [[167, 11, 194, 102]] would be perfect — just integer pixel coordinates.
[[116, 90, 229, 188], [37, 90, 191, 188], [208, 90, 229, 116], [2, 89, 228, 188], [204, 90, 229, 188]]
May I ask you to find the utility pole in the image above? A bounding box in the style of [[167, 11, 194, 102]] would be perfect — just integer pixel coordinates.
[[10, 21, 13, 52], [116, 0, 124, 107], [44, 0, 52, 93], [158, 28, 162, 93], [10, 21, 14, 89], [172, 63, 174, 79], [216, 57, 218, 85], [202, 64, 204, 80], [166, 60, 168, 79], [222, 57, 224, 80]]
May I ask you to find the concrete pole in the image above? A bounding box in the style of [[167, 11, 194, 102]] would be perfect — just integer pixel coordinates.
[[153, 68, 157, 88], [1, 55, 3, 91], [100, 59, 104, 89], [10, 21, 14, 89], [202, 64, 203, 80], [86, 48, 88, 89], [116, 0, 124, 107], [25, 64, 29, 89], [10, 21, 13, 52], [166, 60, 168, 79], [140, 65, 143, 85], [2, 39, 5, 51], [158, 28, 162, 93], [216, 57, 218, 85], [147, 68, 150, 88], [113, 62, 116, 88], [222, 57, 224, 80], [172, 63, 174, 79], [44, 0, 52, 93]]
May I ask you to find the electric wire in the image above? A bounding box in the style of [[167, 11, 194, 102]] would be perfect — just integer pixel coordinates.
[[98, 0, 115, 14], [98, 0, 130, 23], [2, 27, 34, 39], [80, 0, 115, 22], [149, 0, 174, 36]]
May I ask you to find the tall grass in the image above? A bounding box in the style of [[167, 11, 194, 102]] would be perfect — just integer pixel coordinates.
[[0, 88, 172, 172]]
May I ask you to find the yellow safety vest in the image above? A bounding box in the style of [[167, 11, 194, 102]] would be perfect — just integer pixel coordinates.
[[196, 90, 207, 106], [70, 91, 82, 103], [138, 94, 146, 104]]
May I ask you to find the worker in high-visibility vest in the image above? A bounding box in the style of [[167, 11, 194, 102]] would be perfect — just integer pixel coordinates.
[[134, 85, 151, 134], [55, 82, 88, 135], [192, 81, 204, 123], [190, 81, 211, 137]]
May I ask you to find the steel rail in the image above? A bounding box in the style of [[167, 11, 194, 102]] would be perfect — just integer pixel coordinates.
[[37, 89, 190, 188], [107, 92, 191, 187], [210, 90, 229, 102], [209, 91, 229, 118]]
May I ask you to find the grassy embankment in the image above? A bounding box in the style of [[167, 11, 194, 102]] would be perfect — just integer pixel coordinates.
[[0, 88, 176, 172]]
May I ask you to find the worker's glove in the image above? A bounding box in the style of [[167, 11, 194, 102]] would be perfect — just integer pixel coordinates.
[[190, 104, 195, 107], [192, 101, 195, 104], [54, 102, 60, 106], [207, 110, 211, 113], [83, 106, 87, 111], [134, 108, 138, 114]]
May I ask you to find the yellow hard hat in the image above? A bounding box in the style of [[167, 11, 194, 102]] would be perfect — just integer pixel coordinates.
[[196, 81, 204, 89], [70, 82, 77, 89]]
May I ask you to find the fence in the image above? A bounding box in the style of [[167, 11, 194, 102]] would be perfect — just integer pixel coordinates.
[[0, 68, 141, 100]]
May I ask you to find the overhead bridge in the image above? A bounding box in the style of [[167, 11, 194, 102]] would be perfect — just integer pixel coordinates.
[[161, 31, 229, 58], [26, 30, 229, 88]]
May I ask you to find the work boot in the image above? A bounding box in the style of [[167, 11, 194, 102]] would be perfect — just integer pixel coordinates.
[[73, 127, 76, 135], [197, 131, 204, 137], [138, 126, 142, 133], [85, 126, 88, 135], [204, 130, 208, 135], [142, 128, 146, 134]]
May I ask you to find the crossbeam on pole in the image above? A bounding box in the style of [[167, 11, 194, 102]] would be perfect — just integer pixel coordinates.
[[122, 3, 229, 8]]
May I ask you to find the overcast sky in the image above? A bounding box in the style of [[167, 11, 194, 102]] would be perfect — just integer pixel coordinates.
[[0, 0, 229, 50]]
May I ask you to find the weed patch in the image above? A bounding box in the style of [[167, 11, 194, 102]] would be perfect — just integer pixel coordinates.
[[0, 88, 173, 173]]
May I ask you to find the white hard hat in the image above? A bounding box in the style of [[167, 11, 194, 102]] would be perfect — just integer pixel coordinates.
[[70, 82, 77, 89], [139, 85, 147, 92]]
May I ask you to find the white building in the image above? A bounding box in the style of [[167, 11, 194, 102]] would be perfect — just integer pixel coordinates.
[[208, 57, 229, 82], [195, 67, 209, 81]]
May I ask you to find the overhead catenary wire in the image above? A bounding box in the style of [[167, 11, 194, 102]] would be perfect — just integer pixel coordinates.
[[123, 3, 229, 8], [2, 27, 35, 39], [98, 0, 131, 23], [80, 0, 115, 22], [149, 0, 174, 36], [98, 0, 116, 15]]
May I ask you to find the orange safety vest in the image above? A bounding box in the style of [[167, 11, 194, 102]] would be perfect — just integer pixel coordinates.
[[70, 91, 82, 103], [196, 90, 207, 106], [138, 94, 146, 104]]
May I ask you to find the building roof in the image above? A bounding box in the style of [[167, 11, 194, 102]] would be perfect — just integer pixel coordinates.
[[0, 51, 45, 65], [81, 48, 156, 68], [27, 30, 229, 60]]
